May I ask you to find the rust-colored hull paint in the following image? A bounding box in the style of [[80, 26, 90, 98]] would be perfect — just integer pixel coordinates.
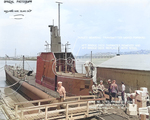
[[36, 52, 93, 96], [5, 69, 51, 100], [56, 76, 92, 96]]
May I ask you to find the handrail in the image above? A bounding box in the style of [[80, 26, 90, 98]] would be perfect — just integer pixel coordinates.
[[20, 98, 105, 120], [19, 98, 96, 111], [68, 101, 87, 106], [15, 95, 96, 105], [15, 95, 96, 117], [20, 98, 105, 112], [20, 101, 86, 120], [14, 98, 56, 105]]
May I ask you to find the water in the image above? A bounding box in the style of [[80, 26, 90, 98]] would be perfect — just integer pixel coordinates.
[[0, 58, 109, 119], [0, 60, 37, 97], [0, 60, 36, 120], [0, 58, 109, 88], [0, 60, 36, 88]]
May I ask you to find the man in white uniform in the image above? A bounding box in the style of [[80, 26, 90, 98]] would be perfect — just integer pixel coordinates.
[[84, 61, 90, 77], [98, 80, 105, 98], [121, 82, 125, 104], [92, 82, 98, 95]]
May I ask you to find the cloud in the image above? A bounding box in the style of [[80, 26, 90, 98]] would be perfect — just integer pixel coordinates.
[[0, 0, 150, 56]]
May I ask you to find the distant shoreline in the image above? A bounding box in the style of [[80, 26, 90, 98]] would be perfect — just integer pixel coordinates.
[[0, 58, 37, 61]]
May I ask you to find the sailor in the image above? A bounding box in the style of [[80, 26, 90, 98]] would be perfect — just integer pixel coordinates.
[[98, 80, 105, 97], [92, 82, 99, 104], [107, 79, 112, 102], [89, 62, 94, 78], [121, 82, 125, 104], [84, 61, 90, 77], [57, 81, 66, 109], [98, 80, 105, 91], [110, 80, 118, 102], [92, 82, 98, 95], [71, 64, 75, 75]]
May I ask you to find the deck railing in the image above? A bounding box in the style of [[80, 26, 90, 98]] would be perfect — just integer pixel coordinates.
[[19, 97, 105, 120], [14, 95, 97, 118]]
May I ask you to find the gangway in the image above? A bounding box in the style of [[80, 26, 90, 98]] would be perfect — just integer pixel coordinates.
[[14, 95, 106, 120]]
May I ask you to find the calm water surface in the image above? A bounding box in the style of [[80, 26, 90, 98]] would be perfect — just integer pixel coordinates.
[[0, 58, 109, 119], [0, 60, 37, 119]]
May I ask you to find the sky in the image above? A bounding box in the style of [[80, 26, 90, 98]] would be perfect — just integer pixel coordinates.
[[0, 0, 150, 57]]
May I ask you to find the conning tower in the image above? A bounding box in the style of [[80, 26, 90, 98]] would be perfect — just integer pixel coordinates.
[[48, 25, 61, 52]]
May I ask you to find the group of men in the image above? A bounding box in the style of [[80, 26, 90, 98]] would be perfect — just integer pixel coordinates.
[[56, 79, 126, 109], [92, 79, 126, 103]]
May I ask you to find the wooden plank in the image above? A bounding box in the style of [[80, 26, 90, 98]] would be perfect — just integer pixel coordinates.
[[15, 95, 96, 106], [30, 116, 35, 120], [24, 109, 65, 118], [31, 115, 38, 119], [80, 95, 96, 98], [68, 107, 87, 113], [66, 104, 68, 120], [19, 99, 102, 120], [24, 106, 87, 119], [71, 112, 99, 120], [70, 114, 86, 120], [45, 107, 48, 120], [48, 115, 66, 120], [23, 105, 99, 120], [68, 101, 87, 106], [87, 101, 89, 116], [19, 105, 57, 112], [19, 98, 104, 112], [19, 98, 104, 120], [15, 98, 56, 105]]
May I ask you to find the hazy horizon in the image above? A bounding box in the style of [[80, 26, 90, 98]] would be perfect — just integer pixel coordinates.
[[1, 0, 150, 56]]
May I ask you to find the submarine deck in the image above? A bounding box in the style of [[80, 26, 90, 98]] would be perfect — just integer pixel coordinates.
[[56, 71, 92, 79]]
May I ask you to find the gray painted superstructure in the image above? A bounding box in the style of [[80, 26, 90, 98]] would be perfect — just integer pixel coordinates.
[[48, 25, 61, 52]]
